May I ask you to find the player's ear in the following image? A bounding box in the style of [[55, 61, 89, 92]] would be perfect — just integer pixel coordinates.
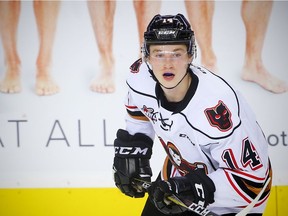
[[187, 54, 193, 65]]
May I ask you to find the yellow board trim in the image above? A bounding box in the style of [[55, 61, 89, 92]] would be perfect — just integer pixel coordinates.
[[0, 186, 287, 216]]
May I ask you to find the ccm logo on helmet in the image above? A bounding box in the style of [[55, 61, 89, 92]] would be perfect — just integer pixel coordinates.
[[156, 30, 177, 39], [115, 146, 149, 156]]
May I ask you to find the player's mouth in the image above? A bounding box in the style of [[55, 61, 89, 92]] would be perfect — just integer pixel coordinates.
[[163, 72, 175, 80]]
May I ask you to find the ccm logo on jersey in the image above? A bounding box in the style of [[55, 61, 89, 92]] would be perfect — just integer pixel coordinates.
[[204, 100, 232, 131], [115, 146, 149, 156]]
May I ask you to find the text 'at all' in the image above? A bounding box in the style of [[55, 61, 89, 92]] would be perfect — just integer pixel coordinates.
[[0, 119, 115, 148]]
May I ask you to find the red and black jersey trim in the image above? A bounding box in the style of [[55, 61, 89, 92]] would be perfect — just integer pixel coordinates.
[[232, 173, 270, 201], [125, 105, 150, 121], [126, 109, 150, 121], [224, 160, 272, 208]]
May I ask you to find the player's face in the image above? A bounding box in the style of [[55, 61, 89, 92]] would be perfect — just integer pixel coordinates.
[[148, 44, 192, 89]]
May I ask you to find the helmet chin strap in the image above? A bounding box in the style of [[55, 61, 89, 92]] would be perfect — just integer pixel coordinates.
[[145, 62, 191, 90]]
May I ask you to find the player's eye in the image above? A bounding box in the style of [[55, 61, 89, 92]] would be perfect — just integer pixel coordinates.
[[172, 52, 182, 58], [155, 53, 164, 58]]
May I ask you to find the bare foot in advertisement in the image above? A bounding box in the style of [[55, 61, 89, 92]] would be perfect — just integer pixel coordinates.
[[0, 64, 21, 93], [35, 66, 59, 96], [90, 60, 115, 93], [241, 65, 287, 93]]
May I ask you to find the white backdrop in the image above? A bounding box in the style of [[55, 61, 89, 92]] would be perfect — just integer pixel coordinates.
[[0, 1, 287, 188]]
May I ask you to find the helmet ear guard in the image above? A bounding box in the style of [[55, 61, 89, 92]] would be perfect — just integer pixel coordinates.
[[142, 13, 197, 60]]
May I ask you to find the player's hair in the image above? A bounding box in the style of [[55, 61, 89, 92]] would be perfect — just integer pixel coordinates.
[[142, 13, 197, 58]]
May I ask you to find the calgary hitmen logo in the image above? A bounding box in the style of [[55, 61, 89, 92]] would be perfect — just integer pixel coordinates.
[[159, 138, 207, 176], [204, 100, 232, 132]]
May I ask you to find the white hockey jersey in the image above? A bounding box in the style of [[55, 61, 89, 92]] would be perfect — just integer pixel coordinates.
[[125, 58, 272, 215]]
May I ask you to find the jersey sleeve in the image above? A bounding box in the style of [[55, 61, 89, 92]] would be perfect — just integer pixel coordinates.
[[124, 91, 155, 140], [124, 58, 157, 140], [205, 92, 272, 214]]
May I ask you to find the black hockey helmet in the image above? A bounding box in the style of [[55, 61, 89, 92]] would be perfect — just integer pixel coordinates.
[[143, 13, 196, 58]]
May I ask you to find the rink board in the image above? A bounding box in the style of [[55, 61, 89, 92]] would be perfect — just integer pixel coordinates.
[[0, 186, 287, 216]]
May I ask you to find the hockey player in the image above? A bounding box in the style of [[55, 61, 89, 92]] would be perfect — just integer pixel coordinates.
[[113, 13, 272, 216]]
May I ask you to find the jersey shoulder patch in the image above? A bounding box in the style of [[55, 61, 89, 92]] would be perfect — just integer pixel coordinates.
[[204, 100, 233, 132], [130, 58, 143, 73]]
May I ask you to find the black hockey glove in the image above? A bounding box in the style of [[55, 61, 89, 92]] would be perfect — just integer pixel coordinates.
[[113, 129, 153, 198], [148, 180, 187, 215], [149, 169, 215, 215]]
